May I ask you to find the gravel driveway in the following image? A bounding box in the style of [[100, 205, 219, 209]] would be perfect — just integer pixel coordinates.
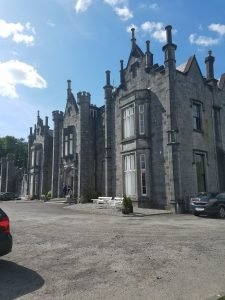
[[0, 201, 225, 300]]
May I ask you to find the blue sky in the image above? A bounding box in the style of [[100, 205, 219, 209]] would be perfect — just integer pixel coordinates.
[[0, 0, 225, 139]]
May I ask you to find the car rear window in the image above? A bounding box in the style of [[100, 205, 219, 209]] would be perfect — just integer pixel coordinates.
[[216, 193, 225, 200]]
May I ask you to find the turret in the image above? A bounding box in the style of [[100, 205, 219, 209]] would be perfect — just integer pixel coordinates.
[[44, 116, 49, 135], [162, 25, 177, 70], [77, 91, 91, 106], [205, 50, 215, 81], [104, 70, 113, 100], [145, 40, 153, 71], [37, 110, 40, 123], [120, 60, 125, 87], [104, 70, 114, 197], [67, 79, 72, 100], [51, 110, 64, 198], [131, 27, 136, 50], [45, 116, 48, 127]]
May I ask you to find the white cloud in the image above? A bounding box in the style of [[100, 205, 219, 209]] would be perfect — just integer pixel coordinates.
[[12, 33, 34, 45], [189, 33, 220, 46], [0, 19, 35, 46], [208, 23, 225, 36], [141, 21, 166, 43], [103, 0, 132, 21], [152, 29, 166, 43], [0, 60, 47, 98], [47, 20, 56, 28], [74, 0, 93, 13], [126, 24, 138, 33], [149, 3, 158, 10], [104, 0, 125, 5], [141, 21, 164, 32], [113, 6, 133, 21], [74, 0, 133, 20]]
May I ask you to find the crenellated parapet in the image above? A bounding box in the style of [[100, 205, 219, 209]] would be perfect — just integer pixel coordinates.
[[52, 110, 64, 122], [77, 91, 91, 105]]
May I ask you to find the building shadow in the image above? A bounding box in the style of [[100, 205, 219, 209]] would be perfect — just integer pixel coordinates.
[[121, 212, 171, 218], [0, 260, 44, 300]]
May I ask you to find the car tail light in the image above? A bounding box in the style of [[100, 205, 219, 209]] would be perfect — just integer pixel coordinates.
[[0, 216, 10, 234]]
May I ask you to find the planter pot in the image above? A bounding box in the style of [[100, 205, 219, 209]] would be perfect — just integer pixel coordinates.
[[122, 207, 129, 214], [122, 206, 133, 214]]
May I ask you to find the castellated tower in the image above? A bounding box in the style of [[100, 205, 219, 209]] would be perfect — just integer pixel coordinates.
[[104, 70, 114, 196], [52, 110, 64, 198], [77, 91, 95, 202]]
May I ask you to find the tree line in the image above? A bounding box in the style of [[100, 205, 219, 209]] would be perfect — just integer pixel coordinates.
[[0, 136, 28, 169]]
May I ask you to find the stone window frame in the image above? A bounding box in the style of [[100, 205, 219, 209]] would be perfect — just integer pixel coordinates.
[[192, 149, 209, 166], [123, 152, 136, 197], [190, 99, 204, 132], [138, 104, 145, 135], [167, 130, 178, 144], [213, 105, 222, 144], [63, 126, 74, 158], [122, 104, 135, 140], [130, 61, 139, 78], [140, 154, 147, 196], [192, 150, 208, 193], [31, 144, 42, 168]]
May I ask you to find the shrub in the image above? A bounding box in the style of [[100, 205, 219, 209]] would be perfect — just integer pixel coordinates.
[[86, 191, 101, 202], [122, 195, 133, 214], [46, 191, 52, 199], [123, 195, 133, 208]]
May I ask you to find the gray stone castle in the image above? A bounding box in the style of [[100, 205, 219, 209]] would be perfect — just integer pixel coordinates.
[[25, 25, 225, 209]]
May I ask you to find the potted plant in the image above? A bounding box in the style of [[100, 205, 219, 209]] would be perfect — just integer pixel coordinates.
[[122, 195, 133, 214]]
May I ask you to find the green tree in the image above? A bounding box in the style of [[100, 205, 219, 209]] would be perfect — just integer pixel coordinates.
[[0, 136, 28, 169]]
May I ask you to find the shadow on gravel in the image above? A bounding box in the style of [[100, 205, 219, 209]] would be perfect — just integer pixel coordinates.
[[122, 212, 171, 218], [0, 260, 44, 300]]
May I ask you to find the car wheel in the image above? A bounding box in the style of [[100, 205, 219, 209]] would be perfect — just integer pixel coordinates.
[[217, 206, 225, 219]]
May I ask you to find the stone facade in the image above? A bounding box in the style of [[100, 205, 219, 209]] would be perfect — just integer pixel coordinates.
[[25, 25, 225, 209]]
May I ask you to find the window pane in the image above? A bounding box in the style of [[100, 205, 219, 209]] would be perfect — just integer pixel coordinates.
[[140, 154, 146, 169], [124, 154, 136, 196], [139, 105, 145, 134], [195, 154, 206, 192], [31, 151, 35, 167], [193, 103, 201, 130], [65, 135, 68, 156], [123, 105, 135, 138], [141, 172, 147, 195], [69, 133, 73, 155]]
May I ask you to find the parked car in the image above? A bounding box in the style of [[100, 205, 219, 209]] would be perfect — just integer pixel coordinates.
[[0, 208, 12, 256], [0, 192, 17, 201], [190, 192, 225, 218]]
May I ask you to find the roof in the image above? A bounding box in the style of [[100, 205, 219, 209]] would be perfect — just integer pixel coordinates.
[[176, 56, 195, 73]]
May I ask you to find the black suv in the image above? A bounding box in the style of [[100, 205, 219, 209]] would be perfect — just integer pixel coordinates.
[[0, 208, 12, 256], [191, 192, 225, 218], [0, 192, 17, 201]]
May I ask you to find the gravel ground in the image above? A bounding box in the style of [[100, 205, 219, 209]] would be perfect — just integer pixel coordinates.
[[0, 201, 225, 300], [63, 202, 172, 216]]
